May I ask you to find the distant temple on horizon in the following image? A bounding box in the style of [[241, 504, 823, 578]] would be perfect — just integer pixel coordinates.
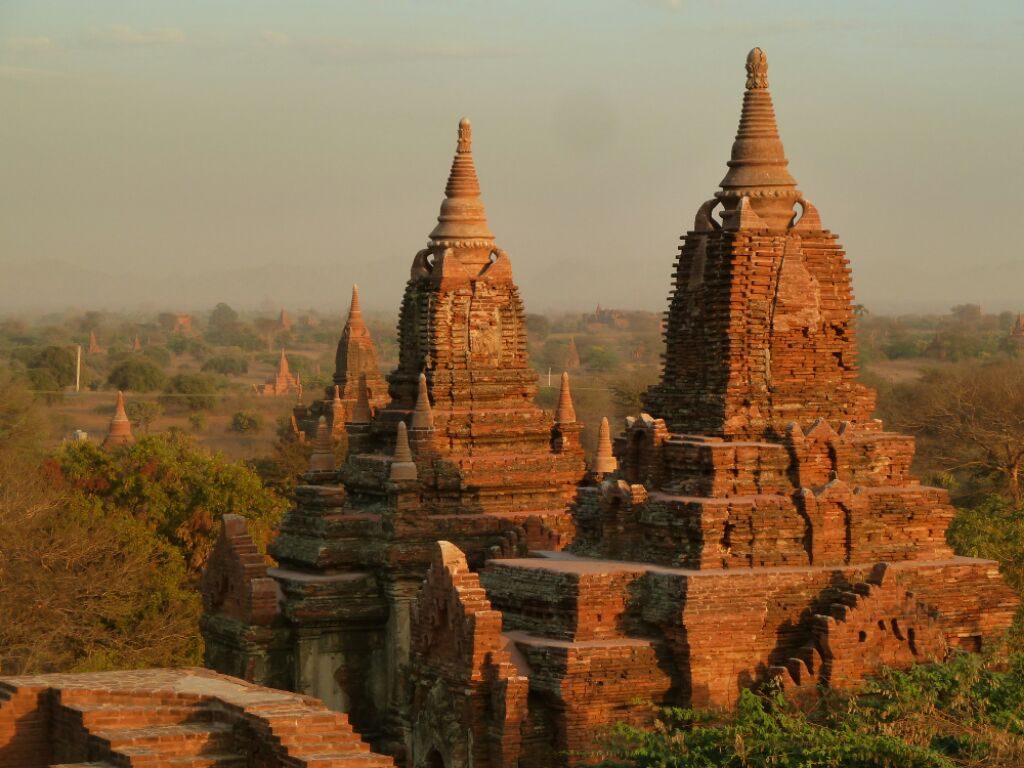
[[189, 48, 1018, 768]]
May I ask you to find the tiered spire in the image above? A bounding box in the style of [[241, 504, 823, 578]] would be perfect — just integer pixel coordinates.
[[88, 330, 102, 354], [554, 372, 576, 425], [592, 417, 617, 475], [411, 373, 434, 430], [102, 391, 135, 449], [346, 285, 368, 337], [389, 422, 418, 482], [716, 47, 800, 228], [278, 349, 291, 377], [428, 118, 495, 249]]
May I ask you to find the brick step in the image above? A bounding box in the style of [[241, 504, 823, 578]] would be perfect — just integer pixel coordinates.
[[109, 750, 245, 768], [50, 763, 120, 768], [93, 722, 233, 758], [295, 755, 395, 768], [64, 703, 214, 729]]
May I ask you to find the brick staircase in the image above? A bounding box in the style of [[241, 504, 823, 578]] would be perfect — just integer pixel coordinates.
[[0, 668, 395, 768]]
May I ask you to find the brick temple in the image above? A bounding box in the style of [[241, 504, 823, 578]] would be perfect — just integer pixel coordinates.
[[200, 49, 1018, 768]]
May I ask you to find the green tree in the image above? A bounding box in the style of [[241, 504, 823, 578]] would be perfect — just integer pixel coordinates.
[[882, 361, 1024, 503], [54, 433, 287, 576], [162, 373, 218, 410], [125, 399, 163, 434], [0, 374, 200, 674], [202, 355, 250, 375], [107, 358, 168, 392], [208, 302, 239, 330]]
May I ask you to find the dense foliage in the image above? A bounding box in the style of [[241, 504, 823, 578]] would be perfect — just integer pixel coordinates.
[[107, 357, 168, 392], [601, 652, 1024, 768], [53, 433, 287, 575]]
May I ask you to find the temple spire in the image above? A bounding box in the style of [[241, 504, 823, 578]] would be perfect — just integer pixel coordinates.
[[428, 118, 495, 247], [411, 373, 434, 430], [554, 372, 576, 425], [717, 47, 800, 228], [102, 391, 135, 449], [278, 349, 290, 377], [347, 285, 368, 337]]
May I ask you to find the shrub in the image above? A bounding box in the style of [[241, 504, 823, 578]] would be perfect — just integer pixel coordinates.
[[230, 410, 264, 433]]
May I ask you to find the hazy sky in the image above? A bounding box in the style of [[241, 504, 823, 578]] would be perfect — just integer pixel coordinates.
[[1, 1, 1022, 315]]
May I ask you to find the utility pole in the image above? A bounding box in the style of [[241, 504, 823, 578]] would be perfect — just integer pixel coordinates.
[[75, 344, 81, 393]]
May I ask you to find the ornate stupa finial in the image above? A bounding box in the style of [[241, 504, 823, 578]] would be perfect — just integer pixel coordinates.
[[102, 391, 135, 449], [349, 373, 372, 424], [592, 416, 617, 475], [745, 46, 768, 89], [308, 416, 335, 473], [411, 372, 434, 430], [428, 117, 495, 250], [717, 47, 800, 229], [389, 421, 418, 482], [555, 372, 576, 425]]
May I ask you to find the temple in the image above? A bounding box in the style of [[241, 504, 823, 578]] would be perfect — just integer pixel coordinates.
[[203, 117, 587, 756], [294, 285, 389, 441], [201, 51, 1018, 768], [254, 349, 301, 397]]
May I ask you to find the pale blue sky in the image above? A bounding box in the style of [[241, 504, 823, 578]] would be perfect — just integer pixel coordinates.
[[1, 1, 1022, 313]]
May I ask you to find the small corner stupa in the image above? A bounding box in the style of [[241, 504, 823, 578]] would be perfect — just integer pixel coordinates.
[[101, 391, 135, 449]]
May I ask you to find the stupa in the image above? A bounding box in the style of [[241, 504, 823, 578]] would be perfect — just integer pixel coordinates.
[[100, 391, 135, 449]]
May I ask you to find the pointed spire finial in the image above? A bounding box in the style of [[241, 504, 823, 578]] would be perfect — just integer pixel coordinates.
[[592, 416, 617, 475], [278, 349, 289, 375], [349, 373, 372, 424], [308, 416, 335, 473], [745, 47, 768, 89], [555, 372, 576, 425], [389, 421, 418, 482], [411, 372, 434, 430], [717, 47, 799, 228], [429, 117, 495, 247]]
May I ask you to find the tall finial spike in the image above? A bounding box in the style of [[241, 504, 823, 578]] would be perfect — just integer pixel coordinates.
[[555, 372, 576, 425], [429, 117, 494, 245], [412, 372, 434, 430], [350, 284, 362, 319], [746, 47, 768, 89]]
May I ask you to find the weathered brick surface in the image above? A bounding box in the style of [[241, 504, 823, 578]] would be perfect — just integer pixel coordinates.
[[0, 668, 393, 768]]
